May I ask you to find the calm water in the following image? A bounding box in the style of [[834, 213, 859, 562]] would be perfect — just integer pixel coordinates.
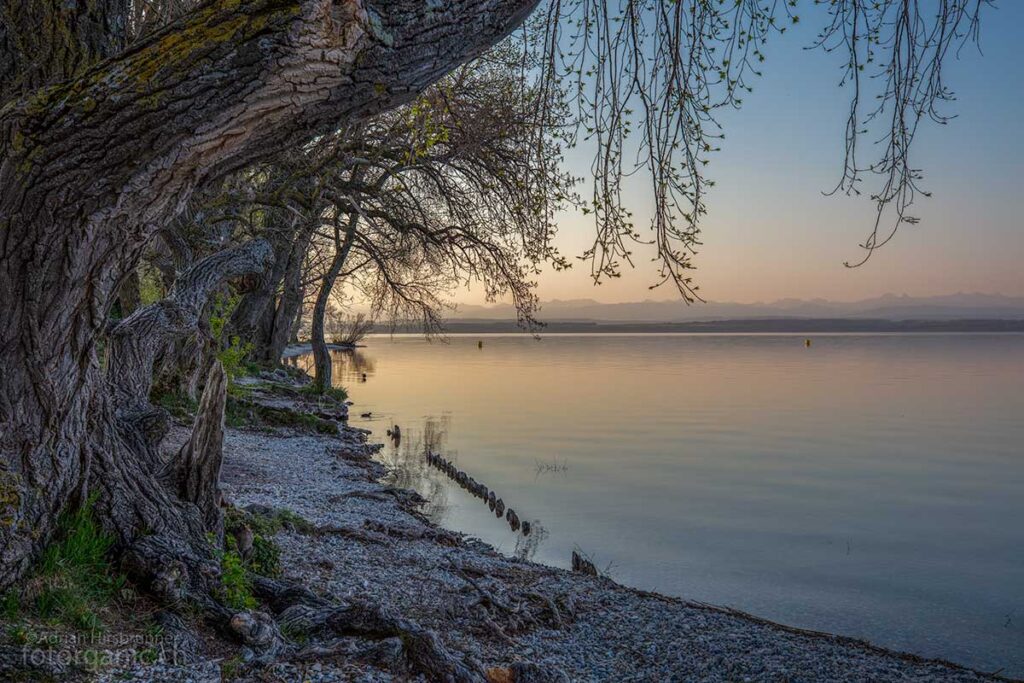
[[293, 334, 1024, 675]]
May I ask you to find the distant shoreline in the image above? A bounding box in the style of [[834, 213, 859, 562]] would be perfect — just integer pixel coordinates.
[[379, 318, 1024, 335]]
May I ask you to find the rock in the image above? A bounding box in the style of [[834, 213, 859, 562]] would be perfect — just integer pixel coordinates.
[[521, 520, 532, 536], [494, 498, 505, 518]]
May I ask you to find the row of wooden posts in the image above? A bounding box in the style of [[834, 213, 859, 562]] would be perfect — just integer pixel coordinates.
[[425, 452, 531, 537]]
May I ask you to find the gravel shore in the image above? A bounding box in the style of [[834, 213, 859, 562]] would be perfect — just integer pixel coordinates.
[[195, 422, 1005, 683]]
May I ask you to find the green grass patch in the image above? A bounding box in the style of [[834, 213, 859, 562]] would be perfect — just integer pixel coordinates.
[[218, 539, 256, 611], [299, 383, 348, 403], [224, 397, 338, 435], [222, 506, 319, 580], [2, 500, 127, 631], [154, 389, 199, 420], [225, 506, 315, 537]]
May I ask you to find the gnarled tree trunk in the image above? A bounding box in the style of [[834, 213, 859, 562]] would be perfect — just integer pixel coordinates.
[[230, 211, 319, 365]]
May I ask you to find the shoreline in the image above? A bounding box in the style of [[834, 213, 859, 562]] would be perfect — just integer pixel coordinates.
[[212, 420, 1012, 682]]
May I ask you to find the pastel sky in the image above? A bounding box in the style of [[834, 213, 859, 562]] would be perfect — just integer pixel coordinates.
[[462, 2, 1024, 306]]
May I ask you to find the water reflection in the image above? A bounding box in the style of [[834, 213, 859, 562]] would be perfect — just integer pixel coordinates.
[[378, 416, 453, 524], [288, 333, 1024, 675], [287, 348, 376, 384], [513, 520, 548, 561], [372, 413, 549, 562], [291, 346, 553, 562]]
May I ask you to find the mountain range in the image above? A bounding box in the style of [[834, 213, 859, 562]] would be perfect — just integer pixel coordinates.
[[451, 292, 1024, 323]]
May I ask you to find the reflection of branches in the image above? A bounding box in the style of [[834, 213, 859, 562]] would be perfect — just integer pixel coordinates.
[[329, 350, 375, 384], [534, 457, 569, 477], [290, 349, 376, 385]]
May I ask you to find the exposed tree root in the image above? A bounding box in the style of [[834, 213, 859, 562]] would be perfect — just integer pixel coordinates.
[[252, 575, 488, 682], [448, 559, 572, 644], [364, 519, 464, 547]]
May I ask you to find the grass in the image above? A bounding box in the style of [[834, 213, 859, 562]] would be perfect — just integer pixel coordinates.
[[221, 505, 321, 581], [299, 383, 348, 403], [1, 500, 127, 631], [224, 396, 338, 435], [218, 539, 256, 611], [154, 389, 199, 420], [225, 506, 315, 537], [221, 506, 320, 581]]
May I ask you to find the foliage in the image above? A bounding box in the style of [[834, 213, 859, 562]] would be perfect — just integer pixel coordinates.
[[2, 500, 126, 630], [218, 535, 256, 611], [249, 535, 281, 579], [209, 293, 257, 382], [221, 655, 245, 681], [220, 505, 319, 582], [218, 335, 256, 384], [225, 505, 315, 537], [137, 262, 166, 306]]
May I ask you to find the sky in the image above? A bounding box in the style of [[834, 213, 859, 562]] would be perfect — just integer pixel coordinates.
[[459, 2, 1024, 306]]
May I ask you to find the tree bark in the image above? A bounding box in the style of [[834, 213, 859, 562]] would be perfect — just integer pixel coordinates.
[[167, 362, 229, 544], [230, 211, 318, 365], [107, 240, 272, 413], [312, 213, 359, 392], [0, 0, 130, 102], [116, 268, 142, 318]]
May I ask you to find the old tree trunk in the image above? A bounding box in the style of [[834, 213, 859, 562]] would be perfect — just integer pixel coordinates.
[[311, 213, 360, 392], [0, 0, 535, 618]]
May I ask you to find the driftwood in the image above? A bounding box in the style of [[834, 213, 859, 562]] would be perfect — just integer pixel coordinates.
[[449, 560, 569, 643]]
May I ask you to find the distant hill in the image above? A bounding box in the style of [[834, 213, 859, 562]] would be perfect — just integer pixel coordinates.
[[419, 318, 1024, 334], [451, 293, 1024, 323]]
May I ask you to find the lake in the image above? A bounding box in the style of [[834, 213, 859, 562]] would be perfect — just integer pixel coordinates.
[[291, 333, 1024, 675]]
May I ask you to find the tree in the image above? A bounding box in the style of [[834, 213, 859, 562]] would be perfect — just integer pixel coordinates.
[[298, 50, 573, 391], [0, 0, 990, 672]]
